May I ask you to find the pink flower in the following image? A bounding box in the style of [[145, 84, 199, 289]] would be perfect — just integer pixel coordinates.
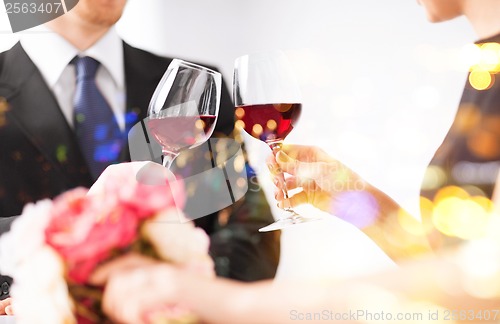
[[89, 162, 186, 218], [45, 162, 187, 284], [45, 188, 140, 283], [4, 161, 199, 323]]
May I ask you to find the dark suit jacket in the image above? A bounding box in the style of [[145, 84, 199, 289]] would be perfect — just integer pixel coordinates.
[[0, 42, 280, 299]]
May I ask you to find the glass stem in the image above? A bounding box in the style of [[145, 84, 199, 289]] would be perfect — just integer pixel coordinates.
[[269, 142, 293, 211], [162, 151, 179, 169]]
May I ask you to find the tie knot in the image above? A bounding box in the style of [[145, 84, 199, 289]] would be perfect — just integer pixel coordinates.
[[74, 56, 100, 81]]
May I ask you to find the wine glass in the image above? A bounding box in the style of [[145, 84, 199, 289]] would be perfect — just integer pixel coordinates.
[[148, 59, 221, 169], [233, 50, 319, 232]]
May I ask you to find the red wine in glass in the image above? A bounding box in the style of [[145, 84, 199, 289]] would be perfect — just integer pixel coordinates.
[[147, 59, 221, 169], [236, 103, 301, 143], [148, 115, 217, 153], [233, 50, 320, 232]]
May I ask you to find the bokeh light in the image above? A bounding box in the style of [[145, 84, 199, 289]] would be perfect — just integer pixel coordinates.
[[420, 165, 447, 191], [266, 119, 277, 131], [452, 161, 499, 185], [432, 197, 487, 239], [431, 186, 494, 240], [478, 42, 500, 72], [333, 191, 379, 228], [252, 124, 263, 137], [0, 97, 8, 128], [235, 120, 245, 130], [233, 154, 245, 173], [235, 107, 245, 119], [452, 104, 481, 135], [469, 69, 493, 90], [460, 43, 481, 68], [397, 198, 434, 236], [465, 42, 500, 90], [56, 145, 68, 163], [433, 186, 469, 204], [466, 117, 500, 159]]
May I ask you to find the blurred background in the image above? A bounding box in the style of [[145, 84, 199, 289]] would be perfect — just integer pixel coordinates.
[[0, 0, 475, 279]]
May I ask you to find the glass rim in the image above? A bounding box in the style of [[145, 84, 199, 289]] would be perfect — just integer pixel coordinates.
[[172, 58, 220, 75]]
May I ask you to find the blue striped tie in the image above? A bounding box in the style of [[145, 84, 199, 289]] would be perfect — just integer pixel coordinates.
[[73, 56, 123, 180]]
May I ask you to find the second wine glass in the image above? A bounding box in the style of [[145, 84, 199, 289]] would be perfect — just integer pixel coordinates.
[[233, 51, 319, 232], [147, 59, 221, 169]]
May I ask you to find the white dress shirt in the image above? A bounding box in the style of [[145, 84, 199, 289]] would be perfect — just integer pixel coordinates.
[[20, 26, 126, 130]]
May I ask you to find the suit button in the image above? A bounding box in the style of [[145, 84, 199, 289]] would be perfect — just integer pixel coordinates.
[[1, 282, 9, 296]]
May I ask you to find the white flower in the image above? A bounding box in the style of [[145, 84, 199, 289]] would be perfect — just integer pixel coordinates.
[[0, 200, 76, 324], [142, 208, 214, 276], [11, 246, 75, 324], [0, 200, 53, 276]]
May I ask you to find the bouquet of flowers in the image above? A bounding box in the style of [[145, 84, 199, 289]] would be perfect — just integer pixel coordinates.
[[0, 162, 214, 324]]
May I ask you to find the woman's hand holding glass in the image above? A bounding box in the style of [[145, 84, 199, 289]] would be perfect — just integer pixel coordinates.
[[268, 144, 367, 213], [234, 51, 321, 231]]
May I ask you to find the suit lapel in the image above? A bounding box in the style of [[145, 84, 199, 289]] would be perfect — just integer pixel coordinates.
[[0, 43, 92, 187], [123, 42, 173, 121]]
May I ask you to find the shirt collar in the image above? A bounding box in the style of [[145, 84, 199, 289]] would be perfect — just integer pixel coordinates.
[[83, 27, 124, 89], [20, 26, 124, 89]]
